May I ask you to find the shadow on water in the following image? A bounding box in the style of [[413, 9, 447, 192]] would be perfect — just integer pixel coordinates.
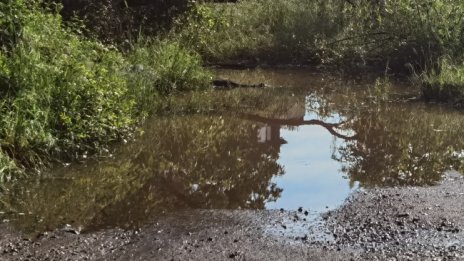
[[1, 69, 464, 234]]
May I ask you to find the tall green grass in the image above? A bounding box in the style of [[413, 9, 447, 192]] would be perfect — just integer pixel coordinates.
[[3, 0, 464, 181], [421, 59, 464, 105], [175, 0, 464, 67], [0, 0, 212, 180], [173, 0, 346, 64], [174, 0, 464, 102], [126, 40, 212, 115]]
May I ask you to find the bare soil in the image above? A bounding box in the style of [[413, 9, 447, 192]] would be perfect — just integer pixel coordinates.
[[1, 171, 463, 260]]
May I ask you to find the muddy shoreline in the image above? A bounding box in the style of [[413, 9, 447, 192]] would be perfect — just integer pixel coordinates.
[[0, 171, 462, 260]]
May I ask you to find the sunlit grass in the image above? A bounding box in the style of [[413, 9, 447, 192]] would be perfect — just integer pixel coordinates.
[[0, 1, 212, 180], [422, 59, 464, 104]]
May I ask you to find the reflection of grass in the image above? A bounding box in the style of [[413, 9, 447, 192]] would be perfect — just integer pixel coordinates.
[[155, 87, 306, 117], [0, 67, 307, 233], [4, 69, 464, 233], [1, 115, 284, 234]]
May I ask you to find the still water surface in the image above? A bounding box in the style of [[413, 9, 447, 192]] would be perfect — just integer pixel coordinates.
[[2, 69, 464, 234]]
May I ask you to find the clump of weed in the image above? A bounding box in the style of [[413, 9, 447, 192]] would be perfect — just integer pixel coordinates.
[[174, 0, 464, 70], [0, 1, 135, 165], [173, 0, 345, 64], [0, 0, 212, 180], [422, 59, 464, 104], [0, 150, 21, 184], [127, 39, 213, 115]]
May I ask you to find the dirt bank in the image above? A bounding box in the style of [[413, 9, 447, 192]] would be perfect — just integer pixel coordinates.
[[325, 170, 464, 260], [1, 172, 463, 260]]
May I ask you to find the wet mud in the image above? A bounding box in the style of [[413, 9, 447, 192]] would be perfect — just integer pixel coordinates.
[[1, 172, 463, 260]]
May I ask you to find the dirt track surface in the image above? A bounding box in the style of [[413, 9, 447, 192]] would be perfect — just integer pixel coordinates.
[[1, 171, 463, 260]]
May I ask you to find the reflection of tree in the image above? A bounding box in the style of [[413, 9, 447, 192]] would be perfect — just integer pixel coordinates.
[[89, 116, 285, 229], [242, 113, 357, 141], [334, 103, 464, 187], [0, 81, 307, 234], [0, 115, 285, 233], [4, 70, 464, 234]]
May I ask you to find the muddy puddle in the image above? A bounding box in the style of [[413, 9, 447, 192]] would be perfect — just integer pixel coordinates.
[[1, 69, 464, 236]]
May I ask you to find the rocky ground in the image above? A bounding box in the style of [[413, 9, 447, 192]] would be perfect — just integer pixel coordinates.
[[1, 171, 463, 260], [325, 171, 464, 260]]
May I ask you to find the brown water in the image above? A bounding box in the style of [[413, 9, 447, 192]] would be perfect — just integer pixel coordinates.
[[2, 69, 464, 235]]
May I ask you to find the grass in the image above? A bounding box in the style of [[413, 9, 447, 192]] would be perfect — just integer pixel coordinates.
[[177, 0, 464, 66], [172, 0, 346, 64], [3, 0, 464, 181], [126, 39, 212, 115], [421, 59, 464, 105], [172, 0, 464, 103], [0, 1, 212, 180]]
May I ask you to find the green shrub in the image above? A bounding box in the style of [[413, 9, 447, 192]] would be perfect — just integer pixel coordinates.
[[175, 0, 464, 68], [0, 149, 21, 184], [335, 0, 464, 69], [0, 0, 212, 180], [173, 0, 351, 63], [127, 40, 212, 115], [53, 0, 191, 43], [421, 59, 464, 103], [0, 2, 135, 161]]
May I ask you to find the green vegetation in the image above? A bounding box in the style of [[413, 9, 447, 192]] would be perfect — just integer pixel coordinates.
[[4, 75, 464, 234], [3, 0, 464, 181], [173, 1, 464, 65], [55, 0, 190, 43], [173, 0, 464, 101], [422, 59, 464, 105], [0, 1, 211, 180]]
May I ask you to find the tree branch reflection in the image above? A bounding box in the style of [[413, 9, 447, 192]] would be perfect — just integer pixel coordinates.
[[240, 113, 357, 141]]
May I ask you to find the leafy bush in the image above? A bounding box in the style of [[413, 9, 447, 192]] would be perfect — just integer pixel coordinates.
[[176, 0, 464, 69], [173, 0, 351, 64], [127, 40, 212, 114], [335, 0, 464, 70], [0, 2, 135, 162], [421, 59, 464, 104], [0, 0, 212, 179]]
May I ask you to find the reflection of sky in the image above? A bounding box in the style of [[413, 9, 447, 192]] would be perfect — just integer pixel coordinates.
[[266, 124, 358, 212], [304, 110, 345, 123]]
